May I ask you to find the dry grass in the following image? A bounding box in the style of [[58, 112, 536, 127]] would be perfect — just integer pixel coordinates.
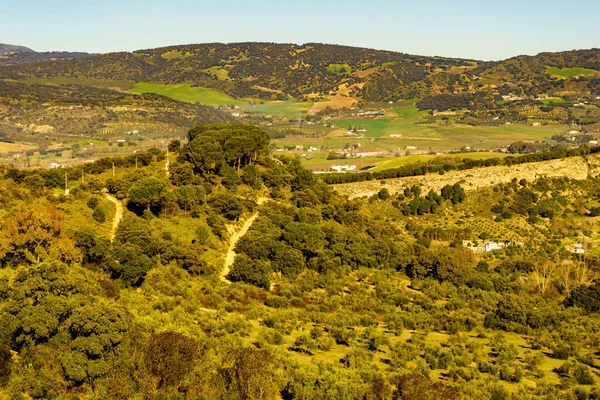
[[333, 154, 600, 199], [308, 96, 357, 115], [0, 142, 37, 153]]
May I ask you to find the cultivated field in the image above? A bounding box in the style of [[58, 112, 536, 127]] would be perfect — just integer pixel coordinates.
[[129, 83, 248, 107], [370, 152, 509, 171], [98, 121, 185, 137], [249, 100, 313, 118], [0, 141, 37, 153], [546, 66, 598, 79], [307, 96, 357, 115]]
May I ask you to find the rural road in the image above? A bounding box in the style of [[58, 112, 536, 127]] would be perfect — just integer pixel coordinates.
[[221, 197, 269, 283], [104, 193, 123, 242]]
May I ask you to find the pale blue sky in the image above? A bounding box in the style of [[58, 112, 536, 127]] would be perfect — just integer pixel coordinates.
[[2, 0, 599, 60]]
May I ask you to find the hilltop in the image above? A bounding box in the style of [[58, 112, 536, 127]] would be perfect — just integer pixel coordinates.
[[0, 43, 88, 65], [0, 43, 34, 55]]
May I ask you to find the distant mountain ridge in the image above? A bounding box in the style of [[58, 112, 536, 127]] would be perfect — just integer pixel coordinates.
[[0, 43, 35, 55], [0, 43, 88, 65]]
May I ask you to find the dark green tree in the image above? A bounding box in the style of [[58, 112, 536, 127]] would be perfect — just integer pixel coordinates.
[[145, 331, 198, 389], [128, 177, 168, 211]]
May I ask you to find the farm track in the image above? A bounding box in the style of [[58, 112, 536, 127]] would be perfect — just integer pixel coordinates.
[[221, 197, 269, 283], [104, 193, 123, 242]]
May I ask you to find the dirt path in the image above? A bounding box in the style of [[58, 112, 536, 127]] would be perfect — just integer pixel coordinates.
[[104, 193, 123, 242], [221, 196, 269, 283]]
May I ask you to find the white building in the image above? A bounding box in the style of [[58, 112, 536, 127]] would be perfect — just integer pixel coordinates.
[[484, 242, 504, 252], [331, 165, 357, 173]]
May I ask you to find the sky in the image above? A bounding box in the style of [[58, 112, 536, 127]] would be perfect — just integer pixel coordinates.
[[2, 0, 600, 61]]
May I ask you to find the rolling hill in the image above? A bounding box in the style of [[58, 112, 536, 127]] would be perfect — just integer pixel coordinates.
[[0, 42, 477, 100], [1, 42, 600, 150], [0, 43, 88, 65], [1, 43, 599, 102], [0, 43, 34, 55]]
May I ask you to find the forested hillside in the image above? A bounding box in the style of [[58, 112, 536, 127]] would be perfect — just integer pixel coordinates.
[[0, 81, 234, 140], [0, 42, 476, 100], [2, 43, 599, 103], [1, 43, 599, 148], [1, 124, 600, 399]]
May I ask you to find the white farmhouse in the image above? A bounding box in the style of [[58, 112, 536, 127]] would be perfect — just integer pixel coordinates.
[[331, 165, 357, 173]]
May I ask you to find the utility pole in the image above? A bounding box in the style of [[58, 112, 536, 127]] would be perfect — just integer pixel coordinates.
[[112, 162, 115, 178], [64, 170, 69, 196], [165, 148, 170, 177]]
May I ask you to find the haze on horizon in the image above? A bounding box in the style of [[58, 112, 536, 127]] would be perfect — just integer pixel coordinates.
[[2, 0, 600, 61]]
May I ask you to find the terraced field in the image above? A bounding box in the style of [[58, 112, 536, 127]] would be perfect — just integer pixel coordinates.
[[98, 122, 185, 137]]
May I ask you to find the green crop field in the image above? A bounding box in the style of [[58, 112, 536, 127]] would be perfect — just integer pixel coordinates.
[[129, 83, 248, 107], [546, 66, 598, 79], [334, 118, 392, 137], [326, 63, 352, 74], [395, 105, 426, 119], [371, 152, 509, 171], [431, 123, 564, 141], [540, 98, 570, 105], [334, 106, 427, 138], [249, 101, 313, 118]]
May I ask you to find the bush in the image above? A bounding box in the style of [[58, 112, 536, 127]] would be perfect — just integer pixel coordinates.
[[378, 188, 391, 200], [87, 196, 100, 209], [227, 254, 272, 289], [92, 206, 106, 223], [573, 363, 595, 385]]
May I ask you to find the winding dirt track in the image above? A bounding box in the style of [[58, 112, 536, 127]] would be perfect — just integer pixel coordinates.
[[221, 197, 268, 283], [104, 193, 123, 242]]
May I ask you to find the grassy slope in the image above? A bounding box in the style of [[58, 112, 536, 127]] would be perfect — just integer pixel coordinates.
[[371, 152, 509, 171], [547, 66, 598, 79], [129, 83, 248, 107], [129, 82, 312, 118], [249, 101, 313, 119]]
